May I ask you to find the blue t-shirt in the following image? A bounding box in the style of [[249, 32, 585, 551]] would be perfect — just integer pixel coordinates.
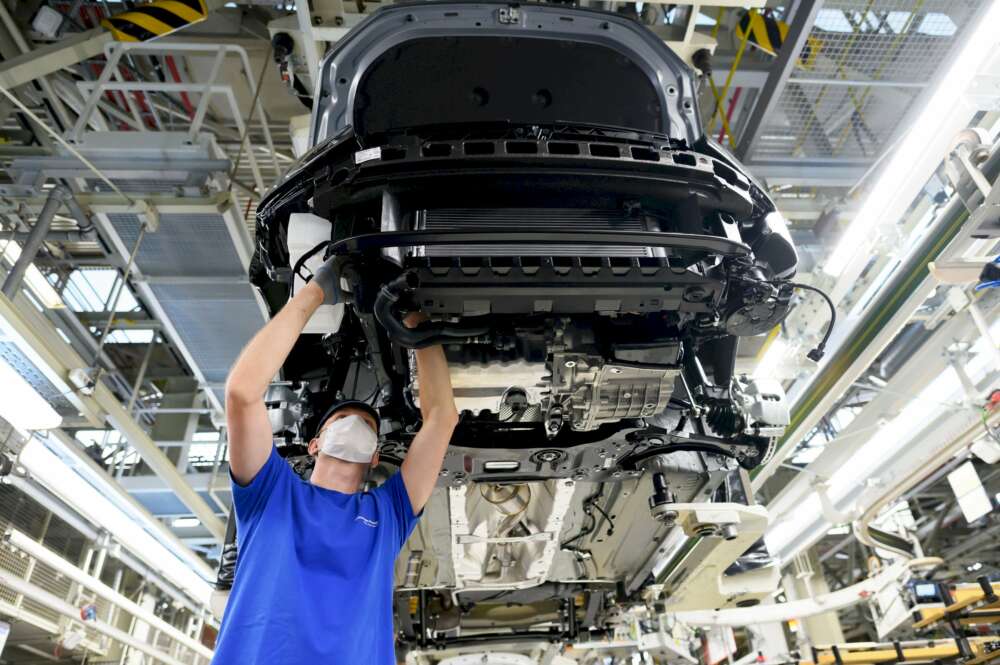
[[212, 447, 420, 664]]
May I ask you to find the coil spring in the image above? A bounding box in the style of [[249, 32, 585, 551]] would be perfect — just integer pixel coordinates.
[[706, 401, 746, 438]]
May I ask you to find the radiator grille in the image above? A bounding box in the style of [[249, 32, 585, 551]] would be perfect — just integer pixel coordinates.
[[416, 208, 659, 257]]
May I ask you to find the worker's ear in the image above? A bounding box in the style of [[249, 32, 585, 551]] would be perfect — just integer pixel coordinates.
[[307, 438, 319, 457], [369, 451, 380, 468]]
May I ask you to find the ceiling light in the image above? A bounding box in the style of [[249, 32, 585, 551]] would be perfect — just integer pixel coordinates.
[[0, 355, 62, 434], [0, 240, 65, 308], [753, 337, 790, 380], [171, 516, 201, 528], [18, 438, 212, 604], [823, 2, 1000, 277]]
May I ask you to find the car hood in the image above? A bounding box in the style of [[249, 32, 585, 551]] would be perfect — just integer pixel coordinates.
[[310, 1, 703, 146]]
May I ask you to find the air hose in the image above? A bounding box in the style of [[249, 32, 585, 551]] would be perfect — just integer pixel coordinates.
[[374, 271, 491, 348]]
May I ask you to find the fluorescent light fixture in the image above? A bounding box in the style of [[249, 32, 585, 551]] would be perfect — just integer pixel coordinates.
[[753, 337, 790, 380], [171, 516, 201, 528], [768, 323, 1000, 560], [0, 356, 62, 434], [0, 240, 65, 309], [823, 2, 1000, 277], [18, 438, 213, 604], [764, 492, 822, 556]]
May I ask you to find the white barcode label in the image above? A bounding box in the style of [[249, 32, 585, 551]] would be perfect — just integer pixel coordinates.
[[354, 147, 382, 164]]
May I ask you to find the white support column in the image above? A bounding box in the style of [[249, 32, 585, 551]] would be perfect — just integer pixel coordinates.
[[782, 551, 845, 652]]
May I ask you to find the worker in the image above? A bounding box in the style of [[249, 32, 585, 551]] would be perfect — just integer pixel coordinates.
[[212, 258, 459, 663]]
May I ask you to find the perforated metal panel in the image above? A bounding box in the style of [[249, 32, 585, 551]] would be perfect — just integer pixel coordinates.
[[106, 213, 245, 277], [148, 282, 262, 391], [0, 342, 77, 416], [102, 211, 265, 407], [750, 0, 984, 162]]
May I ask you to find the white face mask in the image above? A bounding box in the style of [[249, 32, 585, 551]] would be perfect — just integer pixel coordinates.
[[318, 414, 378, 463]]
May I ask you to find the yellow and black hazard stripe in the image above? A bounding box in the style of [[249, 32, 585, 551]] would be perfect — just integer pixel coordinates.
[[736, 11, 822, 68], [736, 11, 788, 56], [101, 0, 208, 42]]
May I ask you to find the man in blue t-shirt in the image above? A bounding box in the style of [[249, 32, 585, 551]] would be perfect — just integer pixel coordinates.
[[214, 257, 458, 664]]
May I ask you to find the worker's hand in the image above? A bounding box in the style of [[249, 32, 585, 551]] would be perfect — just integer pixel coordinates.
[[310, 257, 342, 306], [404, 311, 429, 329]]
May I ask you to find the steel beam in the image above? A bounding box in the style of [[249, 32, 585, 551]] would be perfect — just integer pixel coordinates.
[[788, 76, 929, 88], [0, 29, 112, 90], [8, 475, 215, 620], [745, 160, 868, 187], [2, 184, 67, 297], [0, 291, 226, 539], [754, 146, 1000, 492], [1, 192, 233, 214], [734, 0, 822, 160]]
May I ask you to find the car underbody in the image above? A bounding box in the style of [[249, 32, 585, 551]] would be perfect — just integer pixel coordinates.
[[236, 1, 815, 656]]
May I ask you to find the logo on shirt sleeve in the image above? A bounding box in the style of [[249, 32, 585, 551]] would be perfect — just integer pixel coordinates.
[[355, 515, 378, 528]]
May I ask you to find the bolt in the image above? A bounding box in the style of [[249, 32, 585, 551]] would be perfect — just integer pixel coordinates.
[[694, 524, 718, 537], [564, 360, 576, 368], [609, 367, 623, 374]]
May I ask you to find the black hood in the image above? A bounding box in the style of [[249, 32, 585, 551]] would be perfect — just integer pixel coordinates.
[[311, 1, 703, 146]]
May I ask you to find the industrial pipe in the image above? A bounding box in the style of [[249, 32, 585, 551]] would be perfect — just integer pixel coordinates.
[[853, 407, 1000, 557], [6, 527, 214, 660], [1, 184, 71, 298], [671, 557, 942, 627]]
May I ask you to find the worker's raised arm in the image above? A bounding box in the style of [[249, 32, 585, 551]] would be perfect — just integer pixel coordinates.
[[226, 279, 329, 485], [401, 314, 459, 513]]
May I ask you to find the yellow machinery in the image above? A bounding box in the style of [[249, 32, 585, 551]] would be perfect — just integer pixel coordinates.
[[809, 638, 1000, 665], [804, 577, 1000, 665], [911, 580, 1000, 630]]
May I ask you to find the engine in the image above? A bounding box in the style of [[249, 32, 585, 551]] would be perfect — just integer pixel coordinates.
[[411, 319, 682, 437]]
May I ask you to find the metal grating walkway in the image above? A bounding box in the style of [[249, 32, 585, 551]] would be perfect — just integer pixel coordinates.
[[102, 211, 265, 408], [750, 0, 984, 162]]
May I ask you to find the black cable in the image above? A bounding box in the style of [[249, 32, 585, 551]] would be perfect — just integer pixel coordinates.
[[787, 282, 837, 362], [561, 485, 605, 547], [290, 240, 331, 296], [590, 501, 615, 537]]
